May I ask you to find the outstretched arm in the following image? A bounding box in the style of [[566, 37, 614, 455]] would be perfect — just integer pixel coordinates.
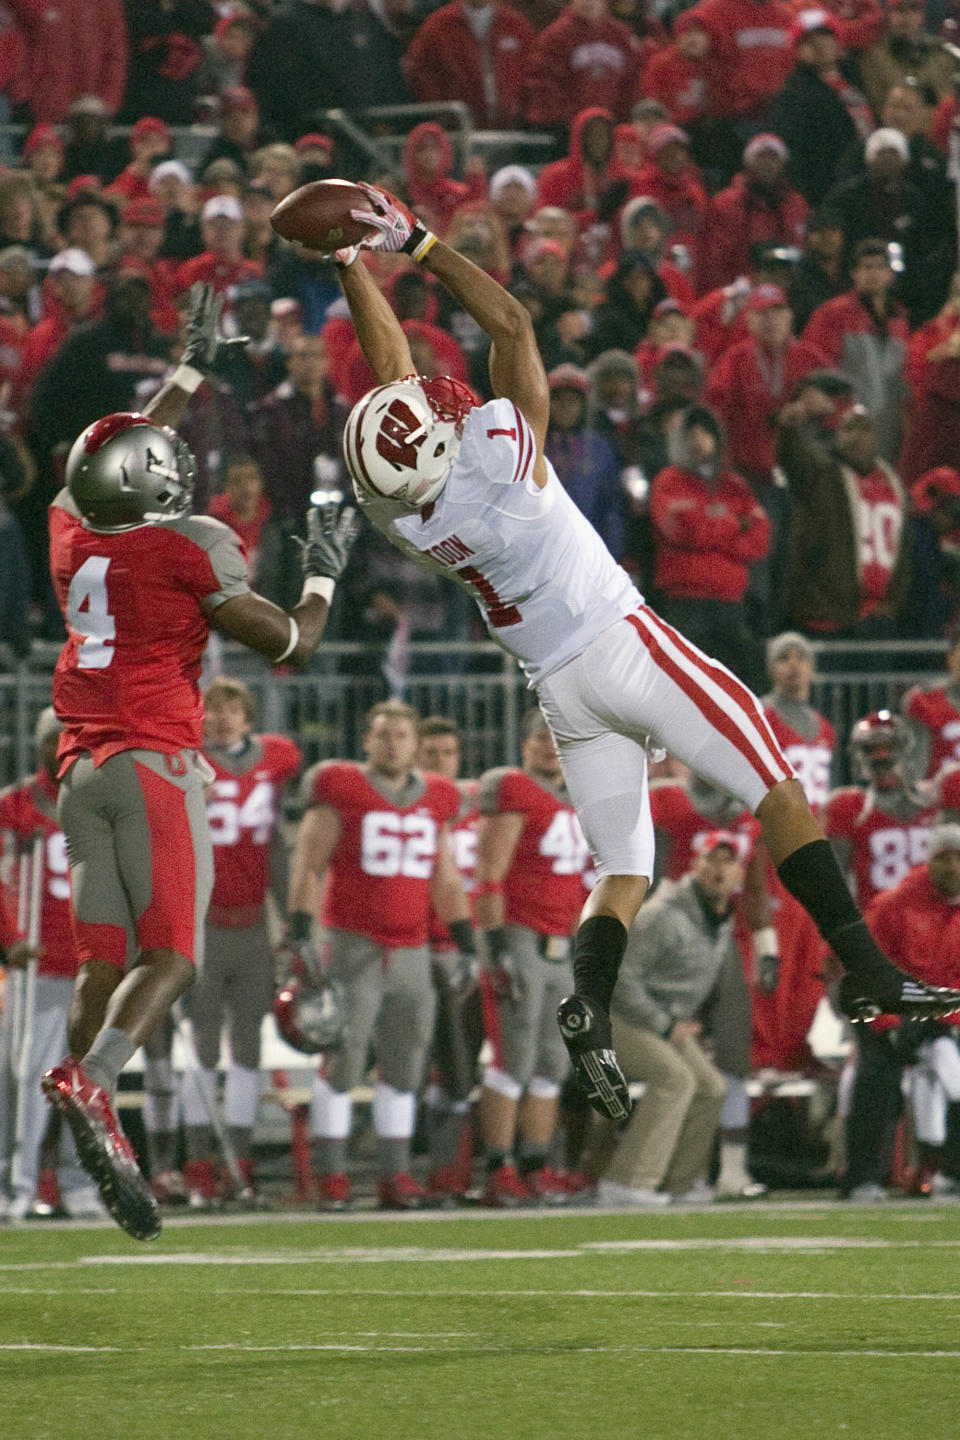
[[338, 258, 414, 384], [144, 282, 248, 430]]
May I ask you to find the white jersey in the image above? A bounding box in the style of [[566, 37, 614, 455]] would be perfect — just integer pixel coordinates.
[[360, 397, 641, 685]]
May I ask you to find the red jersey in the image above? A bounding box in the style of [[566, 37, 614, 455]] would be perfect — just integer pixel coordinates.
[[649, 780, 760, 879], [866, 865, 960, 1022], [49, 490, 249, 773], [204, 733, 301, 926], [825, 786, 937, 906], [0, 771, 76, 978], [479, 767, 590, 936], [904, 683, 960, 779], [853, 466, 903, 618], [309, 762, 460, 948], [762, 702, 835, 814], [429, 779, 480, 948]]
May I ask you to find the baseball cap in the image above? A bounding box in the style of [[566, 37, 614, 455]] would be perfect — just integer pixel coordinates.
[[790, 7, 841, 41], [646, 123, 690, 155], [149, 159, 192, 191], [698, 830, 742, 857], [747, 282, 790, 312], [68, 94, 108, 118], [928, 823, 960, 858], [547, 363, 590, 392], [294, 132, 333, 155], [24, 123, 63, 159], [490, 164, 536, 202], [744, 132, 788, 163], [652, 297, 688, 319], [131, 116, 171, 146], [123, 197, 165, 227], [202, 194, 244, 223], [767, 630, 813, 667], [865, 127, 909, 163], [67, 174, 102, 199], [49, 247, 96, 277]]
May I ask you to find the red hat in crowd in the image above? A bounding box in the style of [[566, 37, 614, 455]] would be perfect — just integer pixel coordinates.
[[646, 123, 690, 156], [123, 198, 165, 228], [547, 363, 590, 392], [747, 283, 790, 312], [911, 466, 960, 514], [294, 133, 334, 156], [652, 297, 689, 319], [67, 174, 102, 198], [790, 8, 842, 43], [221, 87, 258, 115], [130, 116, 171, 147], [24, 123, 63, 159], [744, 133, 789, 164], [697, 830, 743, 858]]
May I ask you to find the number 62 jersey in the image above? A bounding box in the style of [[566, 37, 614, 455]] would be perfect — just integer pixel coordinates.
[[305, 761, 461, 949]]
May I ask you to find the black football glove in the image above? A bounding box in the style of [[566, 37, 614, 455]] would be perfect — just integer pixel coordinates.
[[293, 502, 361, 582], [181, 282, 249, 375]]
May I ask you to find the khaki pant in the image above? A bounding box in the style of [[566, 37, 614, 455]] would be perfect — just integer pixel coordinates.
[[588, 1015, 726, 1194]]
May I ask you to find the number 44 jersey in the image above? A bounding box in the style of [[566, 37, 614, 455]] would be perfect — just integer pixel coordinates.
[[49, 489, 249, 773], [306, 761, 461, 948]]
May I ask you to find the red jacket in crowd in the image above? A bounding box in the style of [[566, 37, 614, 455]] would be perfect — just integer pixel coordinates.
[[866, 865, 960, 1017], [175, 252, 264, 296], [634, 159, 708, 256], [688, 0, 794, 118], [697, 172, 808, 293], [650, 463, 771, 601], [707, 334, 828, 477], [403, 1, 535, 129], [642, 38, 714, 127], [523, 3, 645, 127], [536, 107, 644, 233], [802, 291, 911, 367], [402, 123, 485, 239], [13, 0, 127, 122], [342, 320, 471, 406]]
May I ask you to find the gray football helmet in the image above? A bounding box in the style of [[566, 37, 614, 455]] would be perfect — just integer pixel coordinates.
[[66, 412, 197, 532]]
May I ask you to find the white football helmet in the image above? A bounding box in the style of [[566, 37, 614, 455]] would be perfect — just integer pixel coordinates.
[[342, 374, 474, 508]]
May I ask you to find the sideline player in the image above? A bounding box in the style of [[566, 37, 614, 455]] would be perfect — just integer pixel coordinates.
[[323, 181, 960, 1122], [41, 284, 360, 1240], [288, 701, 474, 1210]]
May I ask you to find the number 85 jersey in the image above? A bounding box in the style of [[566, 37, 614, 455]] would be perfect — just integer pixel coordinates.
[[307, 761, 461, 948]]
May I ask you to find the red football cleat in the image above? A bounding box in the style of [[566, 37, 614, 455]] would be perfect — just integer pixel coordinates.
[[426, 1165, 468, 1205], [41, 1059, 160, 1242], [183, 1158, 221, 1211], [481, 1164, 533, 1208], [523, 1165, 572, 1205], [318, 1171, 353, 1212], [377, 1172, 429, 1210]]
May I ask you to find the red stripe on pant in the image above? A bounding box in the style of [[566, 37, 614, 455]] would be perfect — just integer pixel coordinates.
[[134, 760, 199, 963], [478, 969, 504, 1071], [627, 608, 791, 793], [73, 918, 127, 969]]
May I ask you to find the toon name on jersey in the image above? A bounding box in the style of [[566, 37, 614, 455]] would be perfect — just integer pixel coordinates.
[[424, 534, 476, 567]]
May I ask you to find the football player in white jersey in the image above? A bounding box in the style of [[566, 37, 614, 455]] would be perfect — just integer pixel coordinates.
[[324, 181, 960, 1122]]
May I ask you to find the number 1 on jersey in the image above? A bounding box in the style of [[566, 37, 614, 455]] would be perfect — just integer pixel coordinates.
[[66, 555, 115, 670]]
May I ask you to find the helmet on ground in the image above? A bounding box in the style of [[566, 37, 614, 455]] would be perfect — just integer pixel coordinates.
[[66, 412, 197, 531], [273, 975, 344, 1055], [849, 709, 911, 783], [342, 374, 474, 508]]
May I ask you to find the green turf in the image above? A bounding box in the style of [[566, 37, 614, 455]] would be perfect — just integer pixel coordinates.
[[3, 1203, 960, 1440]]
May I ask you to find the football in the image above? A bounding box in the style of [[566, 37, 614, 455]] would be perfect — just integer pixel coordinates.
[[269, 178, 378, 253]]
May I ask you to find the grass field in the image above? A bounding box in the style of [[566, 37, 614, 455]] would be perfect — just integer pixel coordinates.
[[3, 1201, 960, 1440]]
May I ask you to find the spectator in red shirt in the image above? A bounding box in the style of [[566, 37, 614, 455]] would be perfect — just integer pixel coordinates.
[[403, 0, 535, 128], [634, 124, 708, 260], [21, 247, 101, 391], [523, 0, 645, 130], [689, 0, 794, 122], [18, 0, 127, 124], [698, 135, 809, 294], [536, 107, 643, 241], [803, 237, 910, 460], [175, 194, 264, 296], [707, 283, 828, 483], [105, 117, 172, 210], [649, 404, 770, 687], [642, 11, 719, 129], [900, 278, 960, 483], [206, 454, 272, 583], [117, 198, 180, 335], [401, 123, 483, 239]]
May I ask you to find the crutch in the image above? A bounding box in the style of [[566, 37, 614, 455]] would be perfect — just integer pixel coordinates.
[[10, 833, 44, 1194], [170, 1000, 245, 1192]]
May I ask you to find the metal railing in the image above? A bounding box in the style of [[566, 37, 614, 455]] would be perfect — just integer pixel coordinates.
[[0, 637, 952, 790]]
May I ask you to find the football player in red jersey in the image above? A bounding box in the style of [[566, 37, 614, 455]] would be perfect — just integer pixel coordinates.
[[288, 701, 474, 1211], [0, 709, 105, 1222], [166, 677, 299, 1209], [416, 715, 484, 1203], [826, 711, 937, 909], [40, 284, 360, 1241], [474, 709, 591, 1207], [323, 180, 960, 1129], [902, 625, 960, 780]]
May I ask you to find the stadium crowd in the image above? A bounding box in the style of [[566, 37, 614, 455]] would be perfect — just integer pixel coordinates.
[[5, 0, 960, 1215]]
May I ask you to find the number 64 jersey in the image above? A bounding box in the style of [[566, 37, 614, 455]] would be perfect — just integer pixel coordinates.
[[49, 488, 249, 773], [305, 761, 461, 948], [203, 735, 302, 927]]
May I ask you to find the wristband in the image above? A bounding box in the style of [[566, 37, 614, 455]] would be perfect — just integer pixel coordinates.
[[170, 363, 205, 394], [289, 910, 313, 944], [448, 919, 475, 956], [475, 879, 503, 897], [752, 926, 779, 957], [274, 616, 299, 665], [302, 576, 335, 604], [402, 222, 438, 263]]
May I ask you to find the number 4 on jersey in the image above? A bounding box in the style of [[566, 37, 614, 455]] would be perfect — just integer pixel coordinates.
[[66, 556, 115, 670]]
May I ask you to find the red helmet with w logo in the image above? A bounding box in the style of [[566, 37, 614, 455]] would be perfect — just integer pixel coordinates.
[[342, 374, 474, 508]]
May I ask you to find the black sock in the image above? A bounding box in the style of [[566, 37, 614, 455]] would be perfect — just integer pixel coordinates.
[[486, 1151, 510, 1174], [573, 915, 629, 1012], [518, 1148, 548, 1176], [777, 840, 889, 975]]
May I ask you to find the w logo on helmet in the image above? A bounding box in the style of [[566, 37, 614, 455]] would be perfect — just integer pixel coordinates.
[[376, 399, 428, 469]]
